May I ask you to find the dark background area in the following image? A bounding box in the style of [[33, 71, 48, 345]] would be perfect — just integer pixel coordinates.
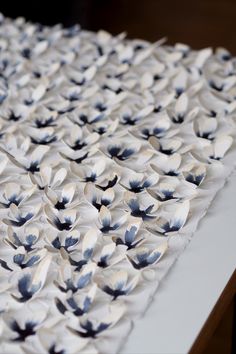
[[0, 0, 236, 54]]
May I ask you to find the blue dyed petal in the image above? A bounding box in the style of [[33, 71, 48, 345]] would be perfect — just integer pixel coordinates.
[[25, 255, 40, 267], [136, 251, 149, 263], [65, 236, 78, 248], [147, 251, 161, 264], [125, 226, 137, 244], [121, 148, 134, 159], [97, 322, 110, 333], [83, 248, 93, 260], [52, 236, 61, 249], [83, 296, 92, 313], [77, 272, 92, 289], [26, 234, 37, 245], [14, 254, 25, 265]]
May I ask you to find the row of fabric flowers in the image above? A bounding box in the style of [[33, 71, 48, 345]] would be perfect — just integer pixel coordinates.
[[0, 13, 235, 103], [0, 13, 235, 132]]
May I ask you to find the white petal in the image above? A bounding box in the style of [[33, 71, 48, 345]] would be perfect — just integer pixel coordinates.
[[134, 47, 153, 65], [93, 160, 106, 177], [100, 242, 116, 260], [214, 135, 233, 159], [62, 183, 76, 204], [71, 125, 83, 142], [45, 187, 58, 204], [141, 73, 153, 89], [175, 93, 188, 116], [99, 205, 111, 224], [82, 229, 98, 257], [31, 146, 49, 163], [85, 132, 100, 145], [34, 40, 48, 55], [63, 209, 77, 223], [0, 155, 8, 174], [170, 200, 190, 229], [32, 253, 52, 289], [164, 153, 182, 172], [110, 270, 128, 290], [5, 183, 20, 200], [194, 48, 212, 68], [126, 274, 140, 292], [52, 168, 67, 187], [198, 117, 217, 136], [97, 30, 112, 44], [173, 69, 187, 92], [147, 241, 168, 264], [32, 84, 46, 102], [84, 65, 97, 81], [40, 166, 52, 186], [148, 136, 160, 151], [145, 173, 159, 186], [102, 188, 115, 203]]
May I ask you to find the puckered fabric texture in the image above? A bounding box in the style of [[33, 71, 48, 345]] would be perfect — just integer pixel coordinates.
[[0, 13, 235, 354]]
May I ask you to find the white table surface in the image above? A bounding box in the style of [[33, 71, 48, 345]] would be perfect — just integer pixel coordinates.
[[121, 170, 236, 354]]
